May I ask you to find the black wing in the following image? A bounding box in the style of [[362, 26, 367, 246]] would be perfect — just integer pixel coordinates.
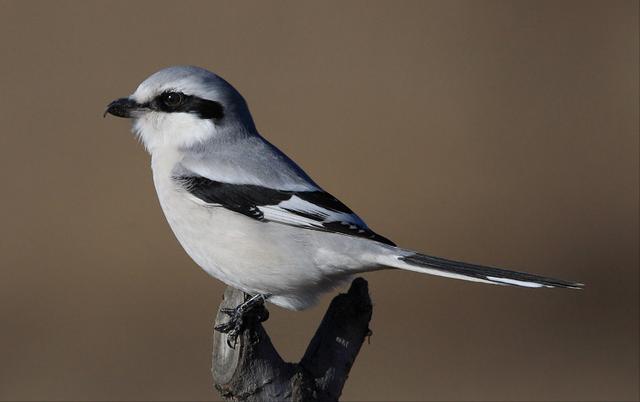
[[175, 176, 395, 246]]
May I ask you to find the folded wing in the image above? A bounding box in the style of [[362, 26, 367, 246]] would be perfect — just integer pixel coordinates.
[[174, 175, 395, 246]]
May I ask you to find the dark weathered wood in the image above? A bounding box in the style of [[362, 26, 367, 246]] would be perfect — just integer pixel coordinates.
[[212, 278, 373, 402]]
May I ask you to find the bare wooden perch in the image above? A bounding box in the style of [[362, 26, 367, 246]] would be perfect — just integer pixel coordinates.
[[211, 278, 373, 402]]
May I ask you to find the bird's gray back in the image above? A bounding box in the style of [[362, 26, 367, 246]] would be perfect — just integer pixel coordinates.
[[178, 130, 320, 192]]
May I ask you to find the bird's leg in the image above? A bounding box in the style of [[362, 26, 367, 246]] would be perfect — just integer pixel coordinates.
[[215, 293, 271, 348]]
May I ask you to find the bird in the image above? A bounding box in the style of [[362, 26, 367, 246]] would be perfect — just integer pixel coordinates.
[[105, 65, 582, 342]]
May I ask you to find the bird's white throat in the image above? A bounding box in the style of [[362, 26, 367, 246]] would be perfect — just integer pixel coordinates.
[[133, 112, 217, 153]]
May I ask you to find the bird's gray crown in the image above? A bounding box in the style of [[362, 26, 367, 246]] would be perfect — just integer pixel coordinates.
[[132, 65, 240, 105]]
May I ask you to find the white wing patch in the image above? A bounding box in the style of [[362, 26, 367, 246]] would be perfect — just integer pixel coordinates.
[[260, 205, 321, 228], [260, 195, 366, 231]]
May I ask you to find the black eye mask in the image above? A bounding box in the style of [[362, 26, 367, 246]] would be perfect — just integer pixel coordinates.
[[149, 91, 225, 120]]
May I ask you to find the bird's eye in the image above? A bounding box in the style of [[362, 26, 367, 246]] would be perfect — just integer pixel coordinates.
[[161, 92, 184, 108]]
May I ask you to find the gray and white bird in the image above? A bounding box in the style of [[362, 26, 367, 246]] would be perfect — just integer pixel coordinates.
[[105, 66, 581, 337]]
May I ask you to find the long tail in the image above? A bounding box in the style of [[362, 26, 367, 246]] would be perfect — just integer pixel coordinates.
[[378, 249, 583, 289]]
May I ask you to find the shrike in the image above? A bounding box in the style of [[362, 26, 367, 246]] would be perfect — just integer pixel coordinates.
[[105, 66, 581, 340]]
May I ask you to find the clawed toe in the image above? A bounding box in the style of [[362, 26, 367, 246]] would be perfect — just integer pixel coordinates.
[[214, 320, 236, 333], [215, 309, 244, 348], [218, 326, 241, 348], [214, 293, 271, 349]]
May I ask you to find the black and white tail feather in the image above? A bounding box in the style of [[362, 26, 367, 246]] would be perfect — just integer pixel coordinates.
[[385, 250, 583, 289]]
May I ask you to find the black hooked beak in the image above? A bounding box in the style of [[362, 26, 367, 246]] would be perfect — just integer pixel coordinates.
[[104, 97, 142, 118]]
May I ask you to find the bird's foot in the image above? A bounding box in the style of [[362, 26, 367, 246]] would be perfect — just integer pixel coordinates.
[[214, 293, 270, 348]]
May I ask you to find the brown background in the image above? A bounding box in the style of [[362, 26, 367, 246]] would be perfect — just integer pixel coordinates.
[[0, 1, 638, 401]]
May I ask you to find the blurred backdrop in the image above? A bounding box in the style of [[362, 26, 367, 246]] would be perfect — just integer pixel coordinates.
[[0, 1, 638, 401]]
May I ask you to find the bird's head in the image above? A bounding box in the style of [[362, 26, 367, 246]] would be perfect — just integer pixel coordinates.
[[105, 66, 255, 152]]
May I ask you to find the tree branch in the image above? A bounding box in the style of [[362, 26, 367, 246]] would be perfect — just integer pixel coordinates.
[[212, 278, 373, 402]]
